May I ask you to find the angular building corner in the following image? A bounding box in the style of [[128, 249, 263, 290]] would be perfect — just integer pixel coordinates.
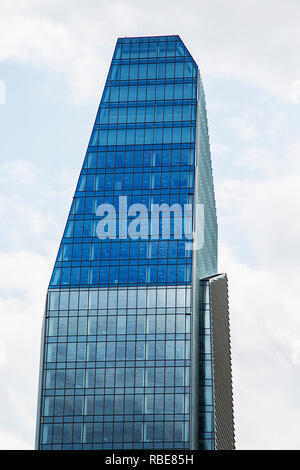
[[190, 273, 235, 450], [208, 274, 235, 449], [35, 35, 235, 450]]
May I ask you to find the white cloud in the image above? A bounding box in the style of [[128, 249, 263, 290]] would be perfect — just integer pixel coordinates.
[[217, 139, 300, 448], [217, 150, 300, 270], [0, 426, 31, 450], [0, 159, 76, 449], [0, 250, 51, 450], [0, 250, 50, 295], [227, 116, 259, 141], [0, 0, 144, 102], [0, 341, 7, 365], [0, 0, 300, 103], [220, 243, 300, 449], [0, 159, 75, 252], [235, 147, 278, 175]]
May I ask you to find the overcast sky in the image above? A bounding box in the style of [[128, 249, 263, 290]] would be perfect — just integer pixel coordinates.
[[0, 0, 300, 450]]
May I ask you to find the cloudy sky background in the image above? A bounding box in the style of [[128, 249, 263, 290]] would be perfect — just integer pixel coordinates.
[[0, 0, 300, 449]]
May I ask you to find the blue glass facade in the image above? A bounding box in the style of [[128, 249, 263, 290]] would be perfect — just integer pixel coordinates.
[[36, 36, 219, 450], [50, 36, 197, 290]]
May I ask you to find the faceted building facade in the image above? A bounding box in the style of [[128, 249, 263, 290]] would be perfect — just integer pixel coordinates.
[[35, 35, 234, 450]]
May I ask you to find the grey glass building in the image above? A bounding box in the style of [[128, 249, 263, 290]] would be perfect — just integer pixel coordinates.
[[35, 35, 234, 450]]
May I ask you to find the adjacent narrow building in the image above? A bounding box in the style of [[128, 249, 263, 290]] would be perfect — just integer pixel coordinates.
[[36, 35, 235, 450]]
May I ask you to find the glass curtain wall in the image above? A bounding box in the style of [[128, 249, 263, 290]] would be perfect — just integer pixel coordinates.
[[36, 35, 217, 450]]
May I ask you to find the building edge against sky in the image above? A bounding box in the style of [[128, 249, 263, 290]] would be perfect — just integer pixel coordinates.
[[35, 35, 235, 450]]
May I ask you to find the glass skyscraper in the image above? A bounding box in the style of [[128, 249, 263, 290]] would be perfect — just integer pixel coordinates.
[[36, 35, 234, 450]]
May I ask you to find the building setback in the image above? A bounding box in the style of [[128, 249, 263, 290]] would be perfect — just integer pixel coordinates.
[[36, 35, 235, 450]]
